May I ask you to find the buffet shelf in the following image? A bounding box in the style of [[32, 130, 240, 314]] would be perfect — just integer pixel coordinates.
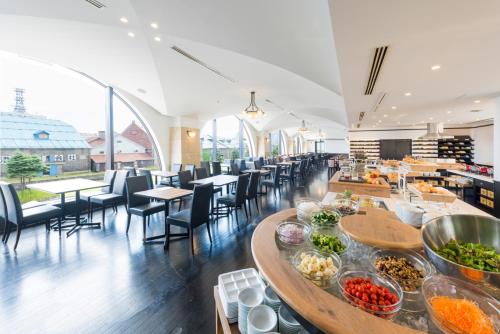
[[350, 140, 380, 159], [438, 136, 474, 164], [411, 139, 438, 158]]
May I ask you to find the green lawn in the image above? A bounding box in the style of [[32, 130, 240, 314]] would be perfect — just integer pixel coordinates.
[[1, 170, 105, 184], [17, 189, 58, 204]]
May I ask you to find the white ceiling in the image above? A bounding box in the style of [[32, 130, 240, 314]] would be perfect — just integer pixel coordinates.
[[0, 0, 347, 133], [330, 0, 500, 129]]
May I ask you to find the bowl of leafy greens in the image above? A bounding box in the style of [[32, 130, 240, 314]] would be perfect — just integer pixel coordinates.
[[422, 214, 500, 287], [310, 209, 341, 227]]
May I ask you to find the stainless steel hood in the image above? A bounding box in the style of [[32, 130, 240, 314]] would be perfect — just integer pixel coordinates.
[[418, 122, 450, 139]]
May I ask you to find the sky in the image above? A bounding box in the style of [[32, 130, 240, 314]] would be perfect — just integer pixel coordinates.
[[0, 54, 135, 134]]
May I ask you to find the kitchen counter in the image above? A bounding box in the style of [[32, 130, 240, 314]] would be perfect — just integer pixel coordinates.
[[448, 169, 494, 183]]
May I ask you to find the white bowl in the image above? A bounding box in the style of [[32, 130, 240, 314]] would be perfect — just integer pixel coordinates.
[[247, 305, 278, 334], [238, 287, 264, 334]]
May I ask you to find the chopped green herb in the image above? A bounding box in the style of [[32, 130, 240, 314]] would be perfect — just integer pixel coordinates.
[[311, 210, 341, 227], [311, 233, 346, 254], [435, 239, 499, 272]]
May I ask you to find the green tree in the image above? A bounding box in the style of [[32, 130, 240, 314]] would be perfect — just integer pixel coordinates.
[[272, 145, 279, 157], [6, 151, 46, 189], [231, 148, 240, 159], [216, 149, 224, 163]]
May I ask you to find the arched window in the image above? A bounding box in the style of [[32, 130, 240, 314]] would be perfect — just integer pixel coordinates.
[[200, 116, 255, 161]]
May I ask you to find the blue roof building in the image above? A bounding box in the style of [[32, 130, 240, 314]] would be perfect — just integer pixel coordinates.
[[0, 112, 90, 149]]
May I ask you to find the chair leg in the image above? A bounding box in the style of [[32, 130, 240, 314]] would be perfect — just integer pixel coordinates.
[[102, 205, 106, 227], [178, 198, 183, 212], [2, 221, 9, 243], [164, 223, 171, 250], [247, 200, 252, 216], [255, 197, 259, 213], [243, 203, 248, 220], [87, 199, 91, 220], [58, 217, 62, 237], [142, 216, 147, 241], [206, 222, 212, 243], [90, 202, 94, 220], [189, 227, 194, 255], [4, 223, 12, 244], [234, 207, 240, 229], [147, 215, 150, 227], [13, 225, 22, 250], [126, 213, 132, 234]]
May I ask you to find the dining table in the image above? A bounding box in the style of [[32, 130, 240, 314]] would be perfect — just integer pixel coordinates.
[[151, 170, 178, 186], [134, 187, 193, 248], [27, 178, 108, 237]]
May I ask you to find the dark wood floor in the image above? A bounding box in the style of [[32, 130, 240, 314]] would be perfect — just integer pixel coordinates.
[[0, 168, 330, 334]]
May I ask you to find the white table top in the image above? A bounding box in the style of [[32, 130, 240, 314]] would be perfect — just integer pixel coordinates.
[[27, 178, 108, 194], [190, 175, 239, 186], [151, 170, 178, 178], [448, 169, 494, 183]]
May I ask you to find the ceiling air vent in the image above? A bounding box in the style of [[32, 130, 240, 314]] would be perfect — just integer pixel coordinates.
[[358, 111, 366, 122], [84, 0, 106, 8], [470, 109, 482, 113], [364, 46, 389, 95], [370, 92, 387, 113], [171, 45, 236, 83]]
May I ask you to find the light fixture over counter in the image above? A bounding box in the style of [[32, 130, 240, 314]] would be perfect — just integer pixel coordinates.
[[186, 129, 196, 138], [243, 91, 264, 118], [297, 120, 309, 134]]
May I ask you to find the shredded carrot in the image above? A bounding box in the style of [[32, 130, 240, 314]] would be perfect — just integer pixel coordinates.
[[430, 296, 495, 334]]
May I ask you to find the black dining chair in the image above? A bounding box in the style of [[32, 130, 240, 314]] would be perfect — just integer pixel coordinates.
[[246, 172, 260, 215], [89, 170, 129, 226], [160, 163, 182, 186], [137, 169, 154, 189], [185, 164, 195, 180], [216, 173, 250, 227], [239, 160, 247, 172], [200, 161, 211, 176], [125, 176, 165, 239], [123, 166, 137, 176], [0, 183, 62, 249], [280, 163, 296, 184], [165, 182, 214, 255], [212, 161, 222, 176], [230, 163, 240, 176], [253, 160, 262, 170], [261, 165, 282, 198], [177, 170, 194, 211], [81, 170, 116, 219]]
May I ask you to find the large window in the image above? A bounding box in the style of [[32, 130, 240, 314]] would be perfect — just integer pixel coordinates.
[[0, 52, 160, 202], [200, 116, 254, 161]]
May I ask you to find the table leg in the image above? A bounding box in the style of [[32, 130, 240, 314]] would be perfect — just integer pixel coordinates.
[[66, 190, 102, 237]]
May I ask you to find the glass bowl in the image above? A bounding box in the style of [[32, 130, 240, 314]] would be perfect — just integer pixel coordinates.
[[309, 226, 351, 256], [310, 208, 342, 227], [422, 275, 500, 334], [337, 270, 403, 319], [368, 249, 432, 294], [323, 199, 359, 217], [295, 199, 322, 224], [292, 249, 342, 289], [354, 195, 383, 209], [276, 221, 310, 246]]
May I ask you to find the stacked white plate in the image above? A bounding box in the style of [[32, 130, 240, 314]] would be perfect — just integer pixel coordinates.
[[263, 286, 281, 314], [218, 268, 265, 323], [278, 305, 304, 334], [238, 287, 264, 334], [247, 304, 278, 334]]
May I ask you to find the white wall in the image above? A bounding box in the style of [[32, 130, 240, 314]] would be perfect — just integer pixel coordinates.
[[324, 139, 349, 153], [90, 134, 147, 155], [470, 125, 493, 165], [349, 127, 471, 141]]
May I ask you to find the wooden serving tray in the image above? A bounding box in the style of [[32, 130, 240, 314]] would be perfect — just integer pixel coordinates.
[[339, 208, 422, 249], [401, 162, 438, 172], [329, 172, 391, 198], [407, 183, 457, 203]]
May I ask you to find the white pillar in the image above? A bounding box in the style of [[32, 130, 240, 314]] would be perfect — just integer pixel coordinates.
[[495, 98, 500, 181]]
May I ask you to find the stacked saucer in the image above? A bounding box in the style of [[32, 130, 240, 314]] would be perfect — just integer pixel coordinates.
[[263, 286, 281, 314], [247, 305, 278, 334], [278, 305, 304, 334], [238, 287, 264, 334]]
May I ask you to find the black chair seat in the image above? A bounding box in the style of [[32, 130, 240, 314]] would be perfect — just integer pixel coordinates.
[[21, 201, 45, 210], [166, 209, 191, 227], [90, 193, 124, 205], [261, 179, 275, 187], [81, 192, 106, 201], [217, 194, 236, 206], [213, 186, 223, 194], [129, 202, 165, 216], [281, 173, 292, 178], [23, 205, 62, 224]]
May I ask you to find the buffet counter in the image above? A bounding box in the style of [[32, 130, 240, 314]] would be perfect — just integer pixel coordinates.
[[448, 169, 494, 183]]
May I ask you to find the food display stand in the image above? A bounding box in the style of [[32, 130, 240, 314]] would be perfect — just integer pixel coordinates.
[[329, 171, 391, 198]]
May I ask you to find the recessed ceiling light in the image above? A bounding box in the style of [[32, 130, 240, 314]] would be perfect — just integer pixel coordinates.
[[383, 114, 388, 118], [150, 22, 159, 29], [447, 110, 452, 114], [474, 100, 481, 104], [127, 32, 135, 37], [429, 117, 433, 120], [154, 36, 161, 42], [120, 17, 128, 23], [391, 106, 397, 110], [431, 65, 441, 70], [378, 119, 382, 123], [397, 121, 401, 124], [447, 119, 451, 122], [404, 92, 412, 96]]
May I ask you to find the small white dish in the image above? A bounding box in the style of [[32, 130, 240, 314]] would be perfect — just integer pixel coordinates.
[[247, 305, 278, 334]]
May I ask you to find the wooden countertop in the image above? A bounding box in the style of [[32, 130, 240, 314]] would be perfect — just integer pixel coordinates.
[[251, 208, 423, 334]]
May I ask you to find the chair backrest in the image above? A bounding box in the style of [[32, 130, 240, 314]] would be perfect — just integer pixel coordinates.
[[125, 176, 150, 209], [300, 159, 307, 173], [273, 166, 282, 186], [0, 184, 8, 225], [231, 163, 240, 176], [212, 161, 222, 176], [253, 160, 262, 170], [288, 163, 296, 177], [235, 173, 250, 206], [259, 157, 264, 165], [137, 169, 153, 189], [178, 170, 192, 189], [103, 170, 117, 192], [0, 183, 22, 225], [200, 161, 211, 176], [239, 160, 247, 171], [185, 164, 195, 179], [172, 163, 182, 173], [190, 182, 213, 228], [123, 166, 136, 176], [195, 167, 208, 180], [112, 170, 130, 196], [290, 156, 297, 161], [247, 172, 260, 199]]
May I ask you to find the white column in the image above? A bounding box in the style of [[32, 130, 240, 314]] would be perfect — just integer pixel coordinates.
[[495, 97, 500, 181]]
